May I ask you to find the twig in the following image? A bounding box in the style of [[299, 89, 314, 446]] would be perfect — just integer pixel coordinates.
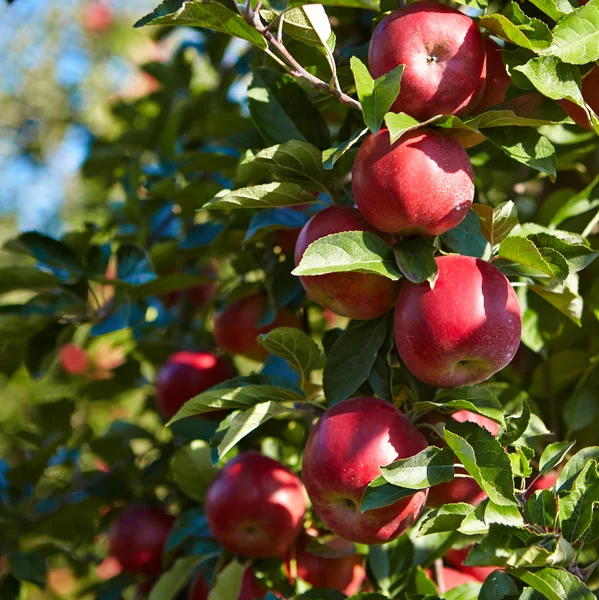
[[250, 6, 361, 111]]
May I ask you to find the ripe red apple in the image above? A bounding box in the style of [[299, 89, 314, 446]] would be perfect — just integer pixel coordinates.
[[559, 66, 599, 130], [188, 567, 266, 600], [108, 506, 174, 576], [60, 343, 91, 376], [421, 409, 500, 508], [445, 547, 498, 582], [394, 255, 522, 387], [429, 566, 481, 591], [285, 534, 366, 595], [302, 397, 429, 545], [205, 452, 306, 557], [213, 293, 300, 361], [155, 351, 236, 420], [368, 1, 486, 120], [294, 206, 400, 319], [472, 38, 510, 114], [82, 1, 114, 34], [352, 129, 474, 236]]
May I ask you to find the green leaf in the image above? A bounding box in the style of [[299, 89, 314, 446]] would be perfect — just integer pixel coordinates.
[[350, 57, 404, 134], [530, 280, 583, 325], [539, 440, 575, 474], [384, 112, 422, 144], [248, 69, 330, 150], [0, 267, 60, 294], [322, 128, 368, 170], [524, 489, 557, 528], [393, 237, 438, 287], [509, 568, 594, 600], [135, 0, 267, 48], [243, 140, 326, 188], [169, 384, 306, 424], [4, 231, 84, 283], [458, 499, 524, 536], [440, 210, 491, 259], [215, 401, 292, 460], [8, 552, 47, 587], [204, 183, 317, 210], [498, 236, 566, 281], [472, 201, 519, 248], [360, 476, 420, 512], [259, 327, 324, 384], [528, 233, 598, 272], [379, 446, 455, 489], [529, 0, 571, 20], [116, 244, 157, 286], [418, 503, 474, 536], [479, 571, 519, 600], [323, 316, 388, 405], [514, 56, 586, 108], [546, 0, 599, 64], [209, 561, 245, 600], [549, 175, 599, 227], [292, 231, 402, 279], [479, 5, 552, 52], [558, 446, 599, 492], [268, 6, 333, 49], [148, 555, 207, 600], [484, 127, 556, 176], [444, 421, 518, 507], [558, 460, 599, 543], [171, 441, 217, 503], [510, 446, 534, 478], [499, 399, 531, 446], [435, 385, 506, 428]]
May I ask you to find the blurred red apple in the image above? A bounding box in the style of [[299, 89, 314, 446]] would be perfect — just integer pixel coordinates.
[[472, 38, 510, 114], [188, 567, 266, 600], [559, 67, 599, 131], [60, 344, 91, 376], [205, 452, 306, 557]]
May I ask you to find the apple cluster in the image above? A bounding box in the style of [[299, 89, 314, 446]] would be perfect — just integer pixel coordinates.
[[105, 2, 532, 596]]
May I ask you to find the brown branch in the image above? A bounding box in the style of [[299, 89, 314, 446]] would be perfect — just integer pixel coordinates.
[[250, 7, 362, 112]]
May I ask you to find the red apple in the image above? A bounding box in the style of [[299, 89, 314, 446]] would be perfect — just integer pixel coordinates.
[[82, 1, 114, 34], [559, 66, 599, 131], [429, 566, 481, 591], [188, 567, 266, 600], [108, 506, 174, 576], [155, 351, 236, 420], [60, 343, 91, 376], [302, 397, 428, 545], [276, 229, 301, 255], [205, 452, 306, 557], [472, 38, 511, 114], [165, 265, 217, 312], [286, 534, 366, 595], [394, 255, 522, 387], [352, 129, 474, 236], [368, 1, 486, 120], [445, 547, 498, 582], [294, 206, 400, 319], [213, 293, 300, 361], [421, 409, 500, 508]]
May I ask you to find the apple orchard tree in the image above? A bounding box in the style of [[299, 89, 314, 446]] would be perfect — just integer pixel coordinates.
[[3, 0, 599, 598]]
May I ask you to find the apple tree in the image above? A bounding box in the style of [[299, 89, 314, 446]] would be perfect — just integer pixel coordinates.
[[2, 0, 599, 598]]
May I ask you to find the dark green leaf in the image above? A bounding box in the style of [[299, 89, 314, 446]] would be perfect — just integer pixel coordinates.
[[204, 182, 317, 210], [323, 316, 388, 405], [248, 69, 330, 150], [393, 237, 438, 286], [528, 233, 598, 272], [323, 128, 368, 170], [458, 499, 524, 535], [479, 571, 519, 600], [440, 210, 491, 259], [0, 267, 60, 294], [135, 0, 267, 48], [244, 208, 310, 244], [379, 446, 455, 489], [171, 441, 217, 503], [444, 421, 517, 507], [360, 475, 420, 512], [539, 440, 575, 475], [116, 244, 157, 286], [148, 555, 207, 600], [499, 399, 531, 446], [524, 489, 557, 528], [498, 236, 565, 281], [472, 201, 519, 247], [558, 446, 599, 492], [418, 503, 474, 536]]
